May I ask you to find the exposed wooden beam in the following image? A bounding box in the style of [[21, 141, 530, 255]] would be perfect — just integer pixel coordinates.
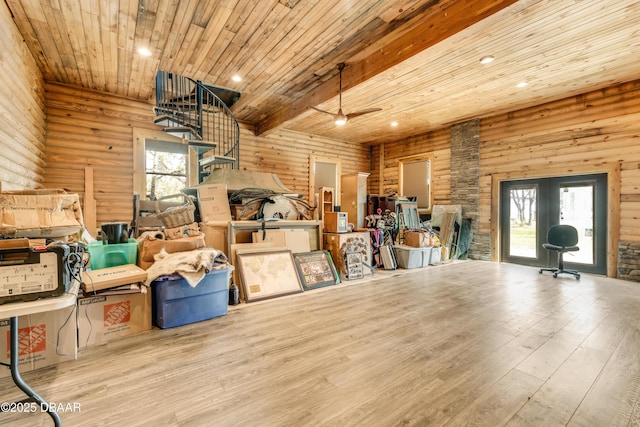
[[255, 0, 519, 136]]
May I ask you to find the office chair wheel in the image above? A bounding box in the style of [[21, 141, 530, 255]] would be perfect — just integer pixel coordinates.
[[553, 273, 558, 278], [538, 269, 543, 274], [575, 274, 580, 280]]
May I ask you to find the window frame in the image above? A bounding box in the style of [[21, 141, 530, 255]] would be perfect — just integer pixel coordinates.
[[398, 153, 433, 214], [133, 128, 196, 200]]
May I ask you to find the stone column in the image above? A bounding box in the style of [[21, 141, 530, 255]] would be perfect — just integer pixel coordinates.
[[449, 119, 488, 259]]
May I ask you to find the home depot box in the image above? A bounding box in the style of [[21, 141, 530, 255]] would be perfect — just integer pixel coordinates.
[[0, 189, 84, 239], [77, 290, 151, 348], [197, 184, 231, 222], [0, 305, 77, 377]]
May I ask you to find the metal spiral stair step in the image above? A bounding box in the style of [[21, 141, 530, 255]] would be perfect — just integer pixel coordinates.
[[199, 155, 237, 167]]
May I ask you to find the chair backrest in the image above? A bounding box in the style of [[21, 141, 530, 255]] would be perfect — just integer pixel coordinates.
[[547, 224, 579, 247]]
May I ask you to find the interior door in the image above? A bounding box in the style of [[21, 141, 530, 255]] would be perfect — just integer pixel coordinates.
[[500, 174, 607, 274]]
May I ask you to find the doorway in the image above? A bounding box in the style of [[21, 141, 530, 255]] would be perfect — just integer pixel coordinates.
[[500, 173, 607, 275], [309, 155, 341, 208]]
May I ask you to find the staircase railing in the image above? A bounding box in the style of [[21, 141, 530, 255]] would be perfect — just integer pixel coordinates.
[[154, 70, 240, 177]]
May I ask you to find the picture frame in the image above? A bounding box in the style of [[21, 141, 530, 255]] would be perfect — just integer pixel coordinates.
[[399, 201, 420, 229], [345, 251, 364, 280], [292, 250, 340, 290], [236, 250, 304, 302]]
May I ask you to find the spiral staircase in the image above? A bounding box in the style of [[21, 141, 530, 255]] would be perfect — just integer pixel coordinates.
[[153, 70, 240, 183]]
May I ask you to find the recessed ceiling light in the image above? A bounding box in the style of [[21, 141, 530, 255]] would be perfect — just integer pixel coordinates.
[[517, 81, 528, 88], [479, 55, 495, 64], [390, 121, 398, 127], [137, 47, 152, 57], [231, 75, 242, 82]]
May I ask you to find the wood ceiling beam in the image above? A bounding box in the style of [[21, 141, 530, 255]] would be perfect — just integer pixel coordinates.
[[255, 0, 518, 136]]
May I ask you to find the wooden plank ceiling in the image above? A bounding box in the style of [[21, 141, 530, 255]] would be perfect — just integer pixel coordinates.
[[6, 0, 640, 145]]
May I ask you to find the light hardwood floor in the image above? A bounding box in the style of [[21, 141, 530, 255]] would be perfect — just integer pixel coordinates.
[[2, 260, 640, 426]]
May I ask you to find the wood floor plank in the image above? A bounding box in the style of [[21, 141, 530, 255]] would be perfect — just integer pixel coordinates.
[[569, 327, 640, 426], [507, 345, 611, 426], [1, 261, 640, 426]]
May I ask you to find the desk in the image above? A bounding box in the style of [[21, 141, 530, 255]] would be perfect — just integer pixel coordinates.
[[0, 282, 79, 427]]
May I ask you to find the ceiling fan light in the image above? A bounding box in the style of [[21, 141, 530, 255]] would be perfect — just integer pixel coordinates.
[[335, 117, 347, 126], [479, 55, 494, 64]]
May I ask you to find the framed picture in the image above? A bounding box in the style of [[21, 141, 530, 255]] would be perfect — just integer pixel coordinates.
[[346, 251, 364, 280], [293, 250, 339, 290], [236, 250, 304, 302]]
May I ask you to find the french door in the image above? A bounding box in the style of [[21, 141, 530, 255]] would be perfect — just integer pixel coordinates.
[[500, 174, 607, 275]]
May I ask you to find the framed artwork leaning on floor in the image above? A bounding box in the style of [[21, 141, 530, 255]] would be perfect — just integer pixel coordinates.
[[292, 250, 340, 290], [236, 250, 304, 302]]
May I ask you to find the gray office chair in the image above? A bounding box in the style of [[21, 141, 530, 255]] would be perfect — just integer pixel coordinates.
[[539, 224, 581, 279]]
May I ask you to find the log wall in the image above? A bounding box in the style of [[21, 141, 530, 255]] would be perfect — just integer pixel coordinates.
[[0, 2, 46, 190], [43, 83, 369, 227], [238, 124, 370, 201], [44, 83, 158, 227], [373, 128, 451, 204], [479, 80, 640, 275], [378, 80, 640, 277]]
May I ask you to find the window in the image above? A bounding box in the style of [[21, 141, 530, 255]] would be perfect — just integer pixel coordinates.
[[145, 140, 188, 200], [399, 155, 433, 213]]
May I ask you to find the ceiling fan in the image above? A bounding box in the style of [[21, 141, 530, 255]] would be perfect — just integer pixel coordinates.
[[311, 62, 382, 125]]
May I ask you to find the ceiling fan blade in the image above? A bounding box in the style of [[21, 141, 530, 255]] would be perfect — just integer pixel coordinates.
[[310, 106, 336, 117], [346, 107, 382, 120]]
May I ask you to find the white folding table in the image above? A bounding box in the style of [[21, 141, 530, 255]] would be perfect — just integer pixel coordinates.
[[0, 282, 79, 426]]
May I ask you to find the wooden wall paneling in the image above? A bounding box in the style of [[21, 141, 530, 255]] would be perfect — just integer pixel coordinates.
[[480, 84, 640, 263], [482, 81, 640, 137], [480, 87, 638, 277], [42, 88, 368, 227], [0, 2, 46, 190], [239, 125, 370, 202], [44, 82, 157, 226], [84, 167, 97, 235], [377, 128, 451, 205], [620, 162, 640, 242]]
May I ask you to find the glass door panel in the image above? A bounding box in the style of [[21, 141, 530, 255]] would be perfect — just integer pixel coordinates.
[[509, 187, 537, 258], [559, 185, 593, 264], [500, 173, 606, 275]]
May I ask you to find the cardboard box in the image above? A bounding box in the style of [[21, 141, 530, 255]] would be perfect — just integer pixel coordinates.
[[77, 290, 151, 348], [137, 233, 207, 270], [197, 184, 231, 222], [82, 264, 148, 292], [0, 189, 84, 239], [0, 305, 77, 377], [405, 231, 433, 248], [252, 230, 310, 253], [200, 221, 229, 255]]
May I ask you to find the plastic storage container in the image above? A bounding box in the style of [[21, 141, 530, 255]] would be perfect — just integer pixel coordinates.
[[428, 247, 442, 265], [393, 245, 430, 269], [152, 267, 231, 329], [88, 238, 138, 270]]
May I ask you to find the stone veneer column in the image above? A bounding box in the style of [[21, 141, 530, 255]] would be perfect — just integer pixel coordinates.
[[449, 119, 489, 260], [618, 241, 640, 282]]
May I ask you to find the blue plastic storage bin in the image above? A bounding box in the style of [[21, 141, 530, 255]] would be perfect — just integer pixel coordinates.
[[152, 267, 231, 329]]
